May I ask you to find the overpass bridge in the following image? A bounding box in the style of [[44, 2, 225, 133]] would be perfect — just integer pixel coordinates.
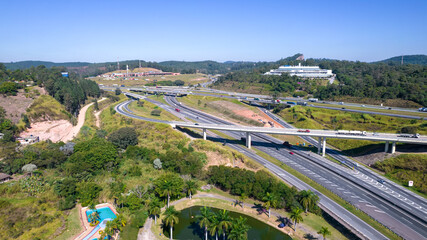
[[124, 91, 427, 156], [170, 122, 427, 156]]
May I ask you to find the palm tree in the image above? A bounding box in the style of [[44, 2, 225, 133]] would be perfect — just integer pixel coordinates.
[[149, 200, 161, 225], [262, 192, 278, 218], [228, 216, 250, 240], [197, 207, 213, 240], [208, 215, 220, 240], [217, 209, 232, 240], [299, 190, 319, 213], [317, 226, 331, 240], [185, 179, 198, 199], [99, 220, 114, 240], [290, 207, 304, 231], [164, 206, 180, 240]]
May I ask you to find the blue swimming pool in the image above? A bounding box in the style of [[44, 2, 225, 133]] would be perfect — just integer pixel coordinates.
[[86, 207, 117, 223]]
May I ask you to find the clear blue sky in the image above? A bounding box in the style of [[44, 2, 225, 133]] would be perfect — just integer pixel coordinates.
[[1, 0, 426, 63]]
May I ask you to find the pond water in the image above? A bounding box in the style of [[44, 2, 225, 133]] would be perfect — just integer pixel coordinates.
[[164, 206, 292, 240]]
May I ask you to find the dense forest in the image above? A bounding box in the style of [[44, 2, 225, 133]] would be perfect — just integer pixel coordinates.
[[0, 63, 100, 114], [376, 54, 427, 65], [213, 58, 427, 106]]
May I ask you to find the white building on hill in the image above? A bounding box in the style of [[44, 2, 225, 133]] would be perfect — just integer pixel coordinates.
[[265, 63, 333, 78]]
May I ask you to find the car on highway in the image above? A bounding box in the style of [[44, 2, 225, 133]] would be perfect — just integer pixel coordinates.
[[195, 123, 199, 125], [289, 152, 294, 155], [341, 107, 345, 109], [377, 179, 386, 184], [297, 129, 310, 133]]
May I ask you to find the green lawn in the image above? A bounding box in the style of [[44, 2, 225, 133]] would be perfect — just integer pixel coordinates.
[[54, 207, 83, 240]]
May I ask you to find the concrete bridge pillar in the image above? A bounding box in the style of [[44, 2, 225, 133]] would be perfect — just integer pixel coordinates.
[[384, 141, 389, 153], [318, 137, 322, 155], [391, 142, 396, 154], [246, 132, 251, 149], [322, 137, 326, 157], [203, 128, 207, 140]]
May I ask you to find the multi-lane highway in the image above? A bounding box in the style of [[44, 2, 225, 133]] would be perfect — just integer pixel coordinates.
[[115, 99, 387, 240], [116, 94, 427, 240], [104, 85, 427, 119]]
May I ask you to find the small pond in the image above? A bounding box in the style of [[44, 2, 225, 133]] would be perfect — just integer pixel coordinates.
[[163, 206, 292, 240]]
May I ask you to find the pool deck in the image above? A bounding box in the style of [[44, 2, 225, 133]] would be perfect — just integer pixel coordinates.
[[74, 203, 118, 240]]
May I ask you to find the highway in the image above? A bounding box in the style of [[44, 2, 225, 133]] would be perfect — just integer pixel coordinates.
[[104, 86, 427, 119], [115, 99, 388, 240], [117, 94, 427, 239], [162, 96, 427, 240]]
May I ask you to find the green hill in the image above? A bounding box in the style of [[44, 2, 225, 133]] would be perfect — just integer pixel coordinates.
[[377, 55, 427, 65], [3, 61, 91, 70]]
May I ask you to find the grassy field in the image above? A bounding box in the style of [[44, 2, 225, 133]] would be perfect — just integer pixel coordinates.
[[180, 95, 265, 126], [93, 73, 209, 87], [26, 95, 71, 122], [374, 154, 427, 195], [127, 100, 181, 121], [311, 102, 427, 118], [54, 207, 83, 240], [276, 105, 427, 155]]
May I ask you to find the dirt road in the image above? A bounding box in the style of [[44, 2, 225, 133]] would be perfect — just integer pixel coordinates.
[[21, 98, 106, 143]]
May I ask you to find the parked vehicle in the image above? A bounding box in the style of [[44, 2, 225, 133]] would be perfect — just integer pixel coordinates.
[[289, 152, 294, 155], [175, 108, 180, 112], [254, 98, 260, 100], [418, 107, 427, 112], [308, 98, 318, 102]]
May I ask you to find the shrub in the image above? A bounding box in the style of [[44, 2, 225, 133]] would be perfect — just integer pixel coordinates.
[[108, 127, 138, 149], [151, 109, 162, 116]]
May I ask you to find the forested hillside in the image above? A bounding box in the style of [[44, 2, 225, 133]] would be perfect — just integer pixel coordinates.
[[213, 59, 427, 106], [0, 63, 100, 114], [376, 55, 427, 65]]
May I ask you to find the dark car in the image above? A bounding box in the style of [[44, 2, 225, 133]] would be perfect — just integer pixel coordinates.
[[341, 107, 345, 109], [377, 179, 385, 184], [195, 123, 199, 125]]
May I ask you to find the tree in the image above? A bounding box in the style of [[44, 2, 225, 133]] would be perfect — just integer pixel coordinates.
[[22, 114, 30, 128], [93, 99, 99, 111], [22, 164, 37, 176], [164, 206, 180, 240], [197, 206, 213, 240], [217, 209, 232, 240], [155, 173, 184, 207], [298, 190, 319, 213], [262, 192, 278, 218], [317, 226, 331, 240], [115, 88, 121, 95], [184, 179, 198, 199], [290, 207, 304, 231], [148, 199, 161, 224], [153, 158, 162, 170], [228, 216, 250, 240], [107, 127, 138, 149], [208, 215, 220, 240]]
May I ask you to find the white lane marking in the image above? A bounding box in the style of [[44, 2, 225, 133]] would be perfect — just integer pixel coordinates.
[[374, 209, 385, 213], [343, 191, 351, 194], [337, 188, 344, 190], [366, 204, 376, 208]]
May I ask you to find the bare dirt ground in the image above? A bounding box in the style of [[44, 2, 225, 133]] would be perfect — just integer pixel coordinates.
[[0, 87, 46, 123], [211, 100, 283, 128], [20, 120, 73, 142], [20, 99, 105, 142]]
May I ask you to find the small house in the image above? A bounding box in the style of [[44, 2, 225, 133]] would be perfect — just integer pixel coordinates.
[[0, 173, 12, 183]]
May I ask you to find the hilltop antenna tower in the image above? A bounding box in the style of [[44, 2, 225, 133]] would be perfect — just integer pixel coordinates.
[[139, 60, 141, 69], [126, 65, 129, 77], [117, 57, 120, 70], [401, 55, 403, 65]]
